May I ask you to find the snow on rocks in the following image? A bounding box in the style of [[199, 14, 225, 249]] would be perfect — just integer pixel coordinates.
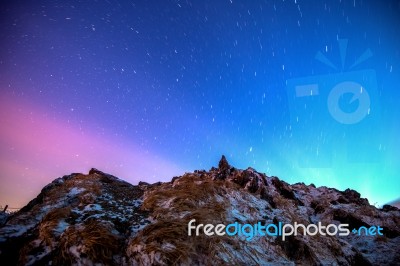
[[0, 156, 399, 265]]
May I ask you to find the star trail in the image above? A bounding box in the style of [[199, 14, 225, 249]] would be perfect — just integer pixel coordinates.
[[1, 0, 399, 208]]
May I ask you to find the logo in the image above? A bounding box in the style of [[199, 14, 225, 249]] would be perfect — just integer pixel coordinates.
[[285, 39, 381, 167], [188, 219, 384, 241], [327, 81, 370, 125]]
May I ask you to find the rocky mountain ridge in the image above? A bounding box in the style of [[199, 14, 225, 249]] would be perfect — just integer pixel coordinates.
[[0, 156, 399, 265]]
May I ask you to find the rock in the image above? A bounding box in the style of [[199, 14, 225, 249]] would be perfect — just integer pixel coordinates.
[[0, 213, 8, 226], [382, 204, 399, 212], [138, 181, 150, 186], [216, 155, 231, 180], [343, 188, 369, 205], [218, 155, 230, 171], [1, 160, 399, 265]]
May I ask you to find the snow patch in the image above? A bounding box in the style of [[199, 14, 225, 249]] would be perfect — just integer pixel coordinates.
[[83, 204, 102, 212], [54, 220, 69, 235], [68, 187, 85, 197]]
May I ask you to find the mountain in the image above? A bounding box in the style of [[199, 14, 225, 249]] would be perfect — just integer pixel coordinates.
[[0, 156, 399, 265], [388, 199, 400, 209]]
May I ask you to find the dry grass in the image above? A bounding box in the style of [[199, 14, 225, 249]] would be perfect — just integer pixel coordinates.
[[274, 195, 291, 209], [128, 173, 237, 264], [43, 173, 102, 206], [129, 218, 234, 265], [56, 219, 120, 265], [17, 207, 73, 265], [39, 207, 72, 247], [65, 174, 102, 196], [142, 173, 230, 218], [41, 207, 72, 223]]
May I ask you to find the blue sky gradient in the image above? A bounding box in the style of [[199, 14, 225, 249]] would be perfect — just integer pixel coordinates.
[[0, 0, 399, 207]]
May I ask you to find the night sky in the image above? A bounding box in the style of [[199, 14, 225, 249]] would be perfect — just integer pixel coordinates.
[[1, 0, 399, 209]]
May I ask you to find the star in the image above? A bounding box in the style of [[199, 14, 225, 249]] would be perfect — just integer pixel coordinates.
[[352, 229, 358, 234]]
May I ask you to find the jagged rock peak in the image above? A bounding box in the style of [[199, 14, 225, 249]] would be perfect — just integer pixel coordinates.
[[88, 168, 105, 175], [218, 155, 230, 171]]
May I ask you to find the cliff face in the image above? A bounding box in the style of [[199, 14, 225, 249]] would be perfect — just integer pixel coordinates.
[[0, 157, 399, 265]]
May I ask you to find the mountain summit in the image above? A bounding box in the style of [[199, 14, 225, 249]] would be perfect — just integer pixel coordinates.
[[0, 157, 399, 265]]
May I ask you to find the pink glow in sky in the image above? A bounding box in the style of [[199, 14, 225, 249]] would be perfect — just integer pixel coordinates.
[[0, 93, 183, 208]]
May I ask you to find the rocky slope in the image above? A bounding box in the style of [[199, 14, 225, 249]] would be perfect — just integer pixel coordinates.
[[0, 156, 399, 265]]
